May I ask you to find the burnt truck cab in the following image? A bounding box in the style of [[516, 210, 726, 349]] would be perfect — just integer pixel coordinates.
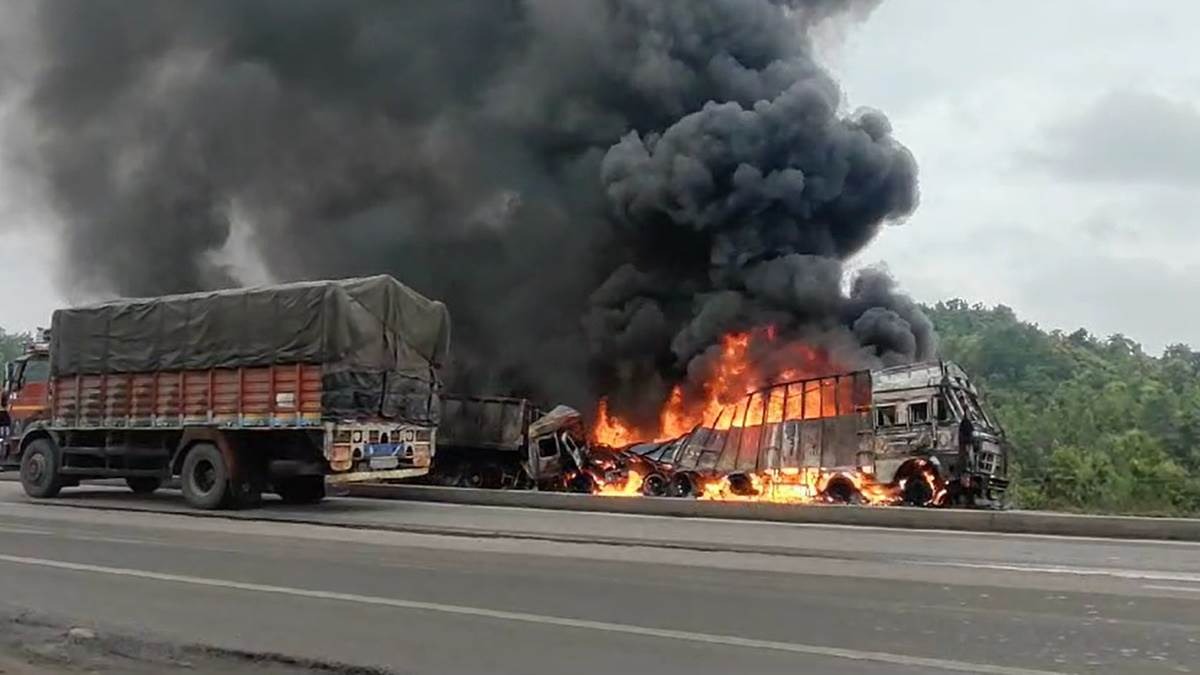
[[869, 361, 1009, 506], [426, 396, 588, 490], [0, 332, 52, 466]]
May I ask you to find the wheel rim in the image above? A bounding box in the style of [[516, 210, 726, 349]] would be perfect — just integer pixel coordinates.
[[672, 477, 692, 497], [191, 459, 217, 494], [23, 452, 46, 485], [644, 476, 665, 496]]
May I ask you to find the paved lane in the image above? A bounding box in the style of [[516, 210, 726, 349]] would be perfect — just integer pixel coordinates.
[[0, 485, 1195, 673]]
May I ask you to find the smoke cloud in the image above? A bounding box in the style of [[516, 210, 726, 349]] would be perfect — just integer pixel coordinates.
[[10, 0, 931, 423]]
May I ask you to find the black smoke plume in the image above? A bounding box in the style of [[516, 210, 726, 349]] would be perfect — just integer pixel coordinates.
[[10, 0, 932, 424]]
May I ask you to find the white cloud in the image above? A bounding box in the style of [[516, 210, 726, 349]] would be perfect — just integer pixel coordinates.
[[833, 0, 1200, 353]]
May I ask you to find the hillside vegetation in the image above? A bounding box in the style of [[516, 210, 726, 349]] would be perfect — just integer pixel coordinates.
[[0, 329, 27, 367], [928, 300, 1200, 516]]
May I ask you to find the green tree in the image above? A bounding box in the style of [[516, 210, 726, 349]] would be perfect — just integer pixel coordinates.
[[927, 300, 1200, 516], [0, 328, 29, 365]]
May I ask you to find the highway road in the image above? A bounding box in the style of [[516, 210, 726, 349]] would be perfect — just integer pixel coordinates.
[[0, 482, 1196, 674]]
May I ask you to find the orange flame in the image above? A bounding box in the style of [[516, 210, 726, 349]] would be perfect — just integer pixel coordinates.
[[593, 466, 644, 497], [593, 328, 832, 446], [694, 464, 948, 507], [593, 399, 640, 449], [588, 326, 952, 507]]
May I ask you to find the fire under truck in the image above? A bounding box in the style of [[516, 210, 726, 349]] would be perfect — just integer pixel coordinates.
[[0, 276, 450, 510], [422, 361, 1009, 507], [654, 361, 1010, 506]]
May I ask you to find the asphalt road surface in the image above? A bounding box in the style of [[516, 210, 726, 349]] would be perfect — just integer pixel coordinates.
[[0, 482, 1196, 674]]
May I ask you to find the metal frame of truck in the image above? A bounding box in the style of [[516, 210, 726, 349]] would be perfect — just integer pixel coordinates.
[[662, 360, 1009, 505]]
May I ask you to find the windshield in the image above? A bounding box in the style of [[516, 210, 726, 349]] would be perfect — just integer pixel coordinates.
[[21, 358, 49, 384]]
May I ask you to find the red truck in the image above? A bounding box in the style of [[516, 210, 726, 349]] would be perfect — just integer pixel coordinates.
[[0, 275, 450, 510]]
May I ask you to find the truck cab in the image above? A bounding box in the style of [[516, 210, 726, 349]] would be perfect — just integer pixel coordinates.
[[869, 361, 1009, 506], [1, 332, 51, 467]]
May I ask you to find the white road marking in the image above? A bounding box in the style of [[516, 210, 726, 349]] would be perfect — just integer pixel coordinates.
[[0, 521, 150, 546], [0, 552, 1064, 675], [62, 534, 153, 545], [0, 525, 54, 536], [917, 560, 1200, 584], [1143, 585, 1200, 594]]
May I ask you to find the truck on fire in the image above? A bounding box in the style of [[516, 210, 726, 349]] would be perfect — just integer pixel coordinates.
[[0, 275, 450, 510], [649, 360, 1009, 507], [438, 360, 1008, 506]]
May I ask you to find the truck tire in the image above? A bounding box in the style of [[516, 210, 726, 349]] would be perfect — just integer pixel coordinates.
[[20, 438, 64, 499], [181, 443, 231, 510], [275, 476, 325, 505], [822, 478, 861, 505], [641, 473, 667, 497], [668, 473, 695, 498], [126, 477, 162, 494], [902, 474, 934, 507]]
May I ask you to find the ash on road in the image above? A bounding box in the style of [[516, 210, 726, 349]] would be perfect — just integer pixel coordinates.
[[0, 482, 1196, 675]]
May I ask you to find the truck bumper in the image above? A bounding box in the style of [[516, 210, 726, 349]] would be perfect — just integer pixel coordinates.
[[970, 473, 1009, 507], [327, 467, 430, 484]]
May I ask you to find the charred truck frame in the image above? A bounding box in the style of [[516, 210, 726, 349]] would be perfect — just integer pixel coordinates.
[[0, 275, 450, 510], [423, 395, 587, 490], [660, 360, 1009, 506]]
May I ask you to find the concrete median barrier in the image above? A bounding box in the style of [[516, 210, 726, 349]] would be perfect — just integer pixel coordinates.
[[346, 483, 1200, 542]]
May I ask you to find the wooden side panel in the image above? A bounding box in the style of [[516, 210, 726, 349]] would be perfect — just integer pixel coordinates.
[[51, 363, 325, 429]]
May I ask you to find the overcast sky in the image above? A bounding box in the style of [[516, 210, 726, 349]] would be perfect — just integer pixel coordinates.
[[1, 1, 1197, 353]]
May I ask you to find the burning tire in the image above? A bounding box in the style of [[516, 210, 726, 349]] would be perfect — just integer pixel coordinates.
[[568, 472, 595, 493], [668, 473, 696, 498], [726, 473, 760, 497], [822, 478, 861, 505], [902, 477, 933, 506], [895, 461, 937, 507], [641, 473, 667, 497]]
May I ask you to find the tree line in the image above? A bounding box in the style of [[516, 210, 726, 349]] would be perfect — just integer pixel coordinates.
[[927, 300, 1200, 516]]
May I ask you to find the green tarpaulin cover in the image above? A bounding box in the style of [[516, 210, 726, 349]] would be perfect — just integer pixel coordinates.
[[50, 275, 451, 424]]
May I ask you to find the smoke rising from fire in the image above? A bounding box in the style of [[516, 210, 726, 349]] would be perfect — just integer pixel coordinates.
[[9, 0, 931, 424]]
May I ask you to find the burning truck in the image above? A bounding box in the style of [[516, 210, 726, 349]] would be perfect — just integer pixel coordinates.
[[598, 360, 1009, 507], [424, 355, 1007, 508]]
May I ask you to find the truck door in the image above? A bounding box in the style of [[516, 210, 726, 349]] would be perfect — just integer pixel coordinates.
[[528, 432, 567, 483], [7, 356, 50, 435]]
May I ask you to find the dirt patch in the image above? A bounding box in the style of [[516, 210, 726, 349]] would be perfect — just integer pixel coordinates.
[[0, 611, 396, 674]]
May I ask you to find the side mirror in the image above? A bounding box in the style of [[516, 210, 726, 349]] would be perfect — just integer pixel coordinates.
[[2, 362, 12, 388]]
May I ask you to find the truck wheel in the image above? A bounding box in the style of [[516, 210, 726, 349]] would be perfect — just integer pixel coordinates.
[[902, 475, 934, 507], [823, 478, 861, 505], [567, 472, 595, 493], [276, 476, 325, 505], [668, 473, 695, 498], [642, 473, 667, 497], [20, 439, 64, 499], [126, 476, 162, 494], [181, 443, 231, 510]]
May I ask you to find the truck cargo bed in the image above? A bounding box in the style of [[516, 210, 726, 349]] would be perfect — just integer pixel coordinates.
[[50, 364, 324, 429]]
